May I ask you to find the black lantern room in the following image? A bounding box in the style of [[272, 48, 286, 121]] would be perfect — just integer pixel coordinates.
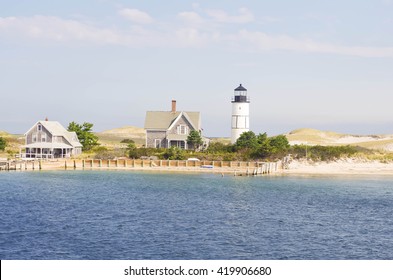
[[232, 84, 249, 103]]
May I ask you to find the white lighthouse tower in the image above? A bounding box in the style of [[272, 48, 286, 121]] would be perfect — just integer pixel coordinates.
[[231, 84, 250, 144]]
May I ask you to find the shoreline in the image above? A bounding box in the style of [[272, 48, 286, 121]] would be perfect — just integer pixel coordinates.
[[1, 159, 280, 176], [3, 158, 393, 176]]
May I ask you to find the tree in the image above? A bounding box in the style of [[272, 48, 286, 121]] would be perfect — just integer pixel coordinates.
[[253, 132, 272, 158], [67, 121, 99, 151], [269, 135, 290, 153], [187, 130, 203, 150], [0, 137, 6, 151], [235, 131, 259, 151], [269, 135, 290, 156], [126, 141, 138, 158]]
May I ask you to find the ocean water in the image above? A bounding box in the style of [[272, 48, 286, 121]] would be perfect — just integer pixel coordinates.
[[0, 170, 393, 260]]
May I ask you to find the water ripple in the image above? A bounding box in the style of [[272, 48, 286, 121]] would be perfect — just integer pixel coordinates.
[[1, 171, 393, 259]]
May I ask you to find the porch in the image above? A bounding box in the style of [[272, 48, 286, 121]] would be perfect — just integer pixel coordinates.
[[20, 143, 74, 159], [166, 134, 188, 149]]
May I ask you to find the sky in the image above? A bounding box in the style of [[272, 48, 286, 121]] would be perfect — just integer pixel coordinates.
[[1, 0, 392, 137]]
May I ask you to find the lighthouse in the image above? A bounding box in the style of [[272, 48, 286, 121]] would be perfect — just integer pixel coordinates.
[[231, 84, 250, 144]]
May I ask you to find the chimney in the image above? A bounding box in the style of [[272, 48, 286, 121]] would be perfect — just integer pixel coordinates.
[[45, 117, 48, 121], [171, 100, 176, 113]]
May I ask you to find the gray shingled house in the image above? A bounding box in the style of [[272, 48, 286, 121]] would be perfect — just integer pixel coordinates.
[[21, 120, 82, 159], [144, 100, 208, 149]]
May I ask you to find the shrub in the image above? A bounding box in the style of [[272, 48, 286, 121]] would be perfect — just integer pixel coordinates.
[[121, 139, 135, 144], [0, 137, 6, 151]]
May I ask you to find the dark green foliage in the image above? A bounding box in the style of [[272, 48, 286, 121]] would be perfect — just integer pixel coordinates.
[[235, 131, 290, 160], [203, 141, 237, 160], [0, 137, 6, 151], [187, 130, 203, 150], [121, 139, 135, 144], [163, 147, 186, 160], [68, 121, 99, 151], [127, 142, 140, 158], [235, 131, 259, 151], [269, 135, 290, 156], [252, 133, 271, 158]]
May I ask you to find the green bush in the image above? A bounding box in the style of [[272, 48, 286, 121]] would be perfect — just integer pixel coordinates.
[[0, 137, 6, 151], [121, 139, 135, 144], [163, 147, 187, 160]]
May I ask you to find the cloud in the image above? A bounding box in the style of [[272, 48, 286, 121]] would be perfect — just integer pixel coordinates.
[[206, 7, 254, 23], [118, 8, 153, 24], [0, 16, 124, 44], [0, 15, 167, 47], [177, 11, 204, 25], [229, 30, 393, 58], [175, 28, 209, 47], [1, 14, 393, 58]]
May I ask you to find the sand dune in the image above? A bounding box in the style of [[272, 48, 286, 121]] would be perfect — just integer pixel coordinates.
[[95, 126, 146, 146], [286, 128, 393, 151]]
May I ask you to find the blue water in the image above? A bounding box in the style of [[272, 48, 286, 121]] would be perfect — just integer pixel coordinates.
[[1, 171, 393, 260]]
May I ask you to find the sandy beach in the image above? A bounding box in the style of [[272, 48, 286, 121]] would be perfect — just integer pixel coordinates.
[[284, 158, 393, 175]]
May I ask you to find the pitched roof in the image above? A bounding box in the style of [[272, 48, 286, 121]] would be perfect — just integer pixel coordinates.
[[25, 121, 82, 148], [144, 111, 201, 131], [235, 84, 247, 91]]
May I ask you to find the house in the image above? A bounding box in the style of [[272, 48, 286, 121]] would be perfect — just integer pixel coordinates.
[[144, 100, 208, 149], [21, 120, 82, 159]]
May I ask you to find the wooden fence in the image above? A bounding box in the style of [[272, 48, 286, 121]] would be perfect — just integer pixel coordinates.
[[1, 159, 282, 175]]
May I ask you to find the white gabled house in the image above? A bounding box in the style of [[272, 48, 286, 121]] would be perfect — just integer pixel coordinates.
[[21, 120, 82, 159]]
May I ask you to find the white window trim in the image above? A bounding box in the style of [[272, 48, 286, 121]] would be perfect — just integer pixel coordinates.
[[177, 125, 188, 135], [154, 139, 161, 148]]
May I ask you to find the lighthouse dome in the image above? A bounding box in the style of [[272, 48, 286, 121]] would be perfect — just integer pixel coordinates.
[[235, 84, 247, 91]]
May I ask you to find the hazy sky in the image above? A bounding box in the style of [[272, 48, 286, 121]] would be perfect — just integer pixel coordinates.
[[1, 0, 392, 136]]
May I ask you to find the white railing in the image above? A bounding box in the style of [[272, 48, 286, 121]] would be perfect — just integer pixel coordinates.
[[20, 153, 71, 159]]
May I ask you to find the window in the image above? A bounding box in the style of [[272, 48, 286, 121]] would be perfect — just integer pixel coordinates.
[[41, 134, 46, 142], [32, 133, 37, 143], [170, 140, 185, 149], [154, 139, 161, 148], [177, 125, 188, 135], [37, 124, 42, 131]]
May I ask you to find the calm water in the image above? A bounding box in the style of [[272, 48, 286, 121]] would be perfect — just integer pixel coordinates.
[[1, 170, 393, 260]]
